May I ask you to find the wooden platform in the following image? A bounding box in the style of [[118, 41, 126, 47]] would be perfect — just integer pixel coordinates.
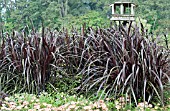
[[110, 14, 135, 21]]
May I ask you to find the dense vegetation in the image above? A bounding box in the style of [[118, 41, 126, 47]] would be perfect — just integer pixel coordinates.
[[0, 22, 170, 110], [0, 0, 170, 110], [0, 0, 169, 33]]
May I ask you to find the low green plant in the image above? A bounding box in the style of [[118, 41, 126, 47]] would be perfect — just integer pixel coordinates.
[[46, 73, 82, 95], [0, 92, 109, 111], [1, 92, 170, 110]]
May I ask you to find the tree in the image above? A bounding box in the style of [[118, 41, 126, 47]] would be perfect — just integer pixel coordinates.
[[137, 0, 170, 33], [0, 0, 169, 33]]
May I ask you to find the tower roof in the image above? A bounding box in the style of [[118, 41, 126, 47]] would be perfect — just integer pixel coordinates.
[[113, 1, 135, 5], [114, 1, 134, 4]]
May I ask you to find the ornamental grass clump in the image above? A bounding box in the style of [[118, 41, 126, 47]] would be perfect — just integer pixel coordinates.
[[73, 23, 170, 106], [0, 29, 62, 93]]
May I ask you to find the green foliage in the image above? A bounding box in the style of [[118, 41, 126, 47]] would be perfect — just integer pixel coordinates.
[[137, 0, 170, 33], [46, 73, 82, 94], [0, 0, 169, 33], [65, 11, 110, 29], [135, 18, 152, 32], [0, 92, 109, 110]]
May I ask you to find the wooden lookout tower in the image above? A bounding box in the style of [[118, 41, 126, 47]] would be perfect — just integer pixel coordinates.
[[110, 1, 136, 22]]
